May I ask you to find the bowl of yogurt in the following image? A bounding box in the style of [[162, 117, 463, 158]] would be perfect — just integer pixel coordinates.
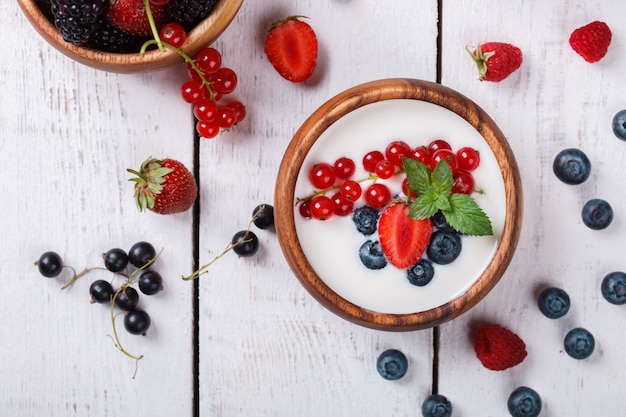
[[274, 78, 523, 331]]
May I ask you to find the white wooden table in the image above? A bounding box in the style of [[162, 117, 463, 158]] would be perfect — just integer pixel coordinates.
[[5, 0, 626, 415]]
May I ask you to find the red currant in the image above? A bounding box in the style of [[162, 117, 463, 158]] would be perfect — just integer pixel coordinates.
[[196, 120, 220, 139], [431, 148, 458, 172], [428, 139, 452, 153], [363, 150, 384, 173], [218, 106, 237, 129], [180, 80, 204, 104], [409, 146, 431, 166], [452, 170, 475, 194], [375, 159, 396, 179], [299, 200, 312, 218], [456, 147, 480, 171], [224, 101, 246, 123], [364, 183, 391, 208], [310, 195, 334, 220], [194, 47, 222, 75], [309, 163, 336, 189], [401, 177, 417, 198], [210, 67, 237, 95], [331, 192, 353, 216], [159, 23, 187, 48], [193, 98, 219, 122], [340, 180, 362, 202], [385, 140, 411, 166], [333, 157, 356, 179]]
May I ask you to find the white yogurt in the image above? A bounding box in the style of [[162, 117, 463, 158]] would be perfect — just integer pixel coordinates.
[[294, 99, 507, 314]]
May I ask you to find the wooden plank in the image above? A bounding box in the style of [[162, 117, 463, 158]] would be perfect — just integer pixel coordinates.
[[196, 0, 439, 415], [3, 2, 195, 414], [439, 1, 626, 415]]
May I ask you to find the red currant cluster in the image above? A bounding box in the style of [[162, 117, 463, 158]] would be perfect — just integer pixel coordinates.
[[158, 23, 246, 139], [298, 139, 481, 220]]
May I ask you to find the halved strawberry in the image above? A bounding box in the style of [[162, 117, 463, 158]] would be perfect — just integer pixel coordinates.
[[264, 16, 318, 83], [106, 0, 167, 37], [378, 203, 432, 269]]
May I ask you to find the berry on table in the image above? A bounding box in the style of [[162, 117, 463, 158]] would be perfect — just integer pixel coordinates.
[[474, 324, 527, 370], [128, 241, 157, 268], [581, 198, 613, 230], [406, 259, 435, 286], [376, 349, 408, 380], [103, 248, 129, 273], [552, 148, 591, 185], [612, 109, 626, 141], [507, 386, 542, 417], [564, 327, 595, 359], [421, 394, 453, 417], [264, 16, 318, 82], [231, 230, 259, 257], [252, 204, 275, 230], [89, 279, 114, 304], [427, 230, 462, 265], [115, 286, 140, 311], [358, 240, 387, 270], [537, 287, 570, 319], [600, 271, 626, 305], [467, 42, 523, 82], [123, 309, 151, 335], [569, 21, 612, 63], [36, 251, 64, 278], [138, 270, 164, 295]]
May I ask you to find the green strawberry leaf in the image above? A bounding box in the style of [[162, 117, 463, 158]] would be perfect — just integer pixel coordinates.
[[403, 157, 431, 196], [441, 193, 493, 236]]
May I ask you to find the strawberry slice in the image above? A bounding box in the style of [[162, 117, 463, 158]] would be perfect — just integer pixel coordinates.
[[378, 203, 432, 269], [264, 16, 318, 82]]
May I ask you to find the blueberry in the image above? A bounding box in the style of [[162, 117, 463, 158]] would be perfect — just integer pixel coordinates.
[[232, 230, 259, 257], [359, 240, 387, 270], [581, 198, 613, 230], [552, 148, 591, 185], [352, 205, 379, 235], [612, 109, 626, 141], [37, 251, 64, 278], [431, 210, 455, 232], [537, 287, 570, 319], [564, 327, 595, 359], [407, 259, 435, 286], [252, 204, 274, 229], [427, 230, 462, 265], [421, 394, 452, 417], [601, 271, 626, 305], [376, 349, 408, 380], [103, 248, 129, 272], [507, 386, 542, 417]]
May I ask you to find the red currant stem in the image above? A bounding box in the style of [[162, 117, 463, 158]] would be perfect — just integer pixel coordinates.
[[182, 211, 262, 281], [60, 266, 105, 290], [295, 174, 380, 204], [143, 0, 165, 52]]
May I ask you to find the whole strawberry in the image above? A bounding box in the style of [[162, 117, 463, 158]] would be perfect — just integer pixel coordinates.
[[128, 157, 197, 215], [474, 324, 527, 371], [569, 21, 612, 63], [264, 16, 318, 82], [468, 42, 523, 82], [106, 0, 167, 36]]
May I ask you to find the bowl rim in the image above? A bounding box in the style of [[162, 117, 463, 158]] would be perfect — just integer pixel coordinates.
[[274, 78, 523, 331], [17, 0, 244, 73]]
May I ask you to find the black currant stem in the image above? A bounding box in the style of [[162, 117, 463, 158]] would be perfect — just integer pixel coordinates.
[[60, 266, 105, 290], [182, 210, 263, 281]]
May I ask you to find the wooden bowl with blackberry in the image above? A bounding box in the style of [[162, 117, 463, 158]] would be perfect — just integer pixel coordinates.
[[18, 0, 243, 73], [274, 78, 523, 331]]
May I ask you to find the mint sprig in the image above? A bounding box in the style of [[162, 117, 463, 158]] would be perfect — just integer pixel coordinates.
[[403, 157, 493, 236]]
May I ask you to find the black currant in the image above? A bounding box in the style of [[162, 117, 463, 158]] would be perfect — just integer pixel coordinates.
[[232, 230, 259, 257], [252, 204, 274, 229], [138, 270, 163, 295], [115, 286, 140, 311], [124, 309, 151, 335], [103, 248, 129, 272], [128, 241, 156, 268], [37, 251, 64, 278], [89, 279, 114, 304]]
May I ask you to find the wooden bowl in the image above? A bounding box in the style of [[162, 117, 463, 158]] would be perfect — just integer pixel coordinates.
[[275, 78, 523, 331], [17, 0, 243, 73]]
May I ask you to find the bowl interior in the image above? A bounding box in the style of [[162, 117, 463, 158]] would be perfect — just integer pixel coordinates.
[[275, 78, 523, 331], [17, 0, 244, 73]]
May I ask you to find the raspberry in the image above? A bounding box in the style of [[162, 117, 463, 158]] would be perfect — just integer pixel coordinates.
[[473, 324, 527, 371], [166, 0, 219, 30], [50, 0, 107, 45]]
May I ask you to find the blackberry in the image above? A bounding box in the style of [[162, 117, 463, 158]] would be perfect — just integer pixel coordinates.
[[88, 17, 147, 53], [50, 0, 106, 45], [166, 0, 219, 31]]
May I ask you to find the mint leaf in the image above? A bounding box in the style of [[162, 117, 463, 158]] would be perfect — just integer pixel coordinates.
[[409, 187, 440, 219], [441, 193, 493, 236], [431, 160, 454, 196], [403, 157, 431, 196]]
